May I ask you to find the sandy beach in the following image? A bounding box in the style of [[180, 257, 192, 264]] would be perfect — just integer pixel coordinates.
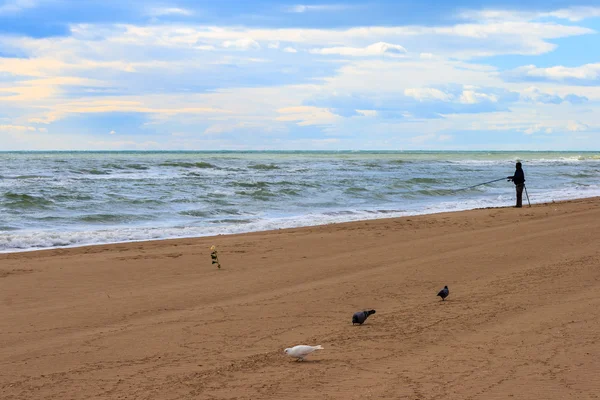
[[2, 198, 600, 400]]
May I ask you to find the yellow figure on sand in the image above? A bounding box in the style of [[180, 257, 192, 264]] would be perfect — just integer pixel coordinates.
[[210, 245, 221, 269]]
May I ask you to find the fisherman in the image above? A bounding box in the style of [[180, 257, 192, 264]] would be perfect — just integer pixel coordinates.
[[507, 161, 526, 208]]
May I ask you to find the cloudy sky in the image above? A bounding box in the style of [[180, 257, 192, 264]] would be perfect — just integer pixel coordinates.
[[0, 0, 599, 150]]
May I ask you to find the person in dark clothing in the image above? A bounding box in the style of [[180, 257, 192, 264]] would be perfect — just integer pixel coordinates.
[[507, 162, 526, 207]]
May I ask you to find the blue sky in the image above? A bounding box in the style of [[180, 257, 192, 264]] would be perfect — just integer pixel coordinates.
[[0, 0, 599, 150]]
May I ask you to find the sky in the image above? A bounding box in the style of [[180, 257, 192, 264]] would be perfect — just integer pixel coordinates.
[[0, 0, 599, 150]]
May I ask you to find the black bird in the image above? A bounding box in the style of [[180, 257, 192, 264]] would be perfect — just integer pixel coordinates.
[[352, 309, 376, 325], [437, 285, 449, 301]]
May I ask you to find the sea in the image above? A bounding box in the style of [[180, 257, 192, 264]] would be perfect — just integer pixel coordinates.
[[1, 151, 599, 253]]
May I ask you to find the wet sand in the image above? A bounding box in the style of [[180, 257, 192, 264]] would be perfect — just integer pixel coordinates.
[[2, 198, 600, 399]]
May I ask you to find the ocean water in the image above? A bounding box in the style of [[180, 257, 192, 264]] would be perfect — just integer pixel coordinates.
[[1, 151, 599, 253]]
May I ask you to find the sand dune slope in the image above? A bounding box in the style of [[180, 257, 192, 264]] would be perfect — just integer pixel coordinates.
[[2, 198, 600, 399]]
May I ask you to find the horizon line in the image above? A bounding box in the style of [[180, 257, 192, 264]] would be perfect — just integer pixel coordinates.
[[1, 149, 599, 153]]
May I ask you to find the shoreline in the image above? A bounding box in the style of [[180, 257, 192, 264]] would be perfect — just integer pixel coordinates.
[[1, 195, 597, 257], [4, 150, 600, 255], [2, 196, 600, 398]]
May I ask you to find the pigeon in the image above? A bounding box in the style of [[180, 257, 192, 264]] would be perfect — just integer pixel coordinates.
[[352, 309, 376, 325], [284, 345, 324, 361], [437, 285, 449, 301]]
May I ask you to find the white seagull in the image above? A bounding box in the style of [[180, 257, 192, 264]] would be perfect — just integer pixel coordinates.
[[284, 345, 324, 361]]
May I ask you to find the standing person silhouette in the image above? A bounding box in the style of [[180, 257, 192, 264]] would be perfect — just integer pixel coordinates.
[[507, 162, 526, 208]]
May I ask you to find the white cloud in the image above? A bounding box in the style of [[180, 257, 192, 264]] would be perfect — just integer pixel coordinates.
[[109, 130, 116, 135], [268, 41, 280, 49], [276, 106, 339, 126], [310, 42, 407, 56], [521, 120, 592, 135], [518, 87, 587, 104], [459, 10, 535, 22], [203, 123, 238, 135], [203, 120, 286, 135], [0, 124, 37, 131], [222, 38, 261, 50], [459, 90, 498, 104], [523, 124, 543, 135], [285, 4, 350, 13], [544, 7, 600, 22], [0, 0, 37, 15], [356, 109, 378, 117], [404, 88, 453, 102], [424, 22, 591, 40], [459, 7, 600, 22], [567, 121, 589, 132], [511, 63, 600, 80], [450, 106, 598, 135], [27, 18, 589, 63], [283, 47, 297, 53], [146, 7, 194, 17]]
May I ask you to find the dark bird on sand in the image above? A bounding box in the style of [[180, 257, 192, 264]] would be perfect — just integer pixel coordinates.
[[437, 285, 449, 301], [352, 309, 376, 325]]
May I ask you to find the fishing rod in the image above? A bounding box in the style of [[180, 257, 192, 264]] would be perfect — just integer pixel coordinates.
[[453, 177, 507, 192], [524, 184, 531, 207]]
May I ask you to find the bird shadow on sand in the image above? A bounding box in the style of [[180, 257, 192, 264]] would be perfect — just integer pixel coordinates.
[[437, 298, 464, 304], [290, 359, 328, 364]]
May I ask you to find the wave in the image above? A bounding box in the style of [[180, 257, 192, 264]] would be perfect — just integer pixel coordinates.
[[104, 163, 150, 170], [208, 218, 254, 224], [211, 200, 236, 207], [52, 194, 95, 202], [414, 188, 458, 197], [248, 164, 280, 170], [279, 188, 301, 196], [159, 161, 217, 169], [235, 189, 276, 200], [388, 159, 410, 165], [179, 208, 243, 218], [231, 181, 270, 188], [565, 172, 599, 178], [345, 187, 369, 194], [578, 155, 600, 161], [77, 213, 152, 223], [3, 192, 54, 209], [76, 169, 111, 175], [407, 177, 445, 184], [362, 162, 382, 168], [448, 156, 600, 166], [8, 175, 50, 180], [272, 180, 320, 188], [323, 210, 357, 216]]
